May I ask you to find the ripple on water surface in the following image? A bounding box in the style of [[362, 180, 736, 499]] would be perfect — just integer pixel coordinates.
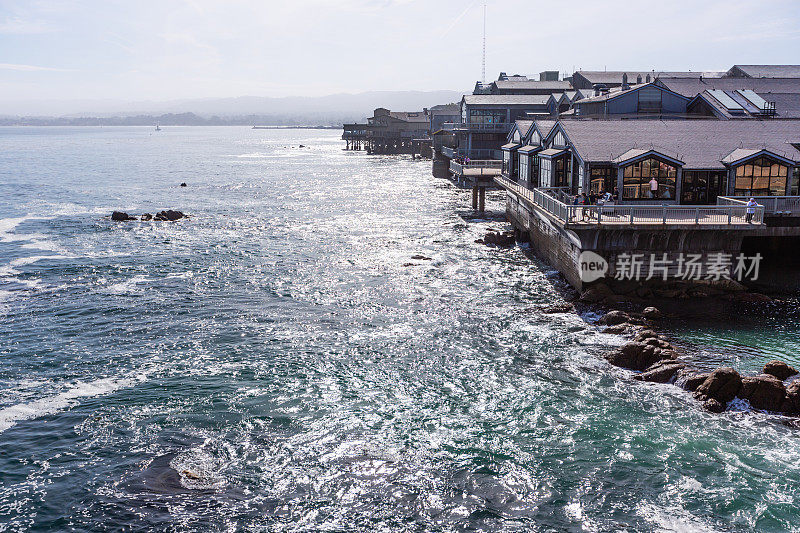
[[0, 127, 799, 531]]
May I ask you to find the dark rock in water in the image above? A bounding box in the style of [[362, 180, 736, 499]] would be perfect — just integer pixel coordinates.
[[642, 306, 662, 319], [541, 303, 574, 314], [734, 292, 772, 304], [154, 210, 186, 221], [410, 255, 432, 261], [739, 374, 787, 412], [605, 341, 669, 371], [578, 283, 614, 304], [781, 381, 800, 415], [694, 367, 742, 404], [597, 310, 630, 326], [141, 213, 153, 221], [481, 231, 515, 247], [111, 211, 135, 221], [762, 360, 798, 381], [703, 398, 726, 413], [299, 144, 305, 148], [680, 372, 712, 392], [633, 329, 659, 342], [603, 323, 630, 334], [180, 182, 187, 187], [634, 360, 686, 383]]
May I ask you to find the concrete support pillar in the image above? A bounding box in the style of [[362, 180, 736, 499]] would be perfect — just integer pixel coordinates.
[[472, 186, 479, 209], [478, 186, 486, 212]]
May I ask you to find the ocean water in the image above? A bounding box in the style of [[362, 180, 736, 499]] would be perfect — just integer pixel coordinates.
[[1, 126, 800, 532]]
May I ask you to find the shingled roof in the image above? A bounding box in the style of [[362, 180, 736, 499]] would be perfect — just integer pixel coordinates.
[[729, 65, 800, 78], [574, 70, 725, 85], [548, 119, 800, 169], [463, 94, 551, 106], [658, 77, 800, 98]]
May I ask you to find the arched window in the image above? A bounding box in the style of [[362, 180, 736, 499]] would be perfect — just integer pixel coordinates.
[[622, 157, 677, 200], [734, 157, 788, 196]]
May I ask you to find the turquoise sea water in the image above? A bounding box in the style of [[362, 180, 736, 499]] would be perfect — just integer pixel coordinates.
[[1, 127, 800, 531]]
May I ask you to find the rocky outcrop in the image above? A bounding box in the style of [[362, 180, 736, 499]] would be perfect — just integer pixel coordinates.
[[634, 360, 686, 384], [605, 341, 675, 371], [762, 361, 798, 381], [738, 374, 787, 412], [111, 211, 136, 221], [782, 381, 800, 415], [154, 210, 186, 221], [410, 255, 432, 261], [693, 367, 742, 405], [597, 310, 630, 326], [141, 213, 153, 221]]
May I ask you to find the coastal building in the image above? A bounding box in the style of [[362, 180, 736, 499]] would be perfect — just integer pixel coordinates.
[[494, 118, 800, 289], [342, 108, 431, 155]]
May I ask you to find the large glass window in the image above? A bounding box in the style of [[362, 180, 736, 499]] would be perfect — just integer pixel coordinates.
[[531, 154, 540, 188], [519, 157, 528, 184], [681, 171, 728, 204], [622, 157, 677, 200], [554, 155, 571, 188], [792, 167, 799, 196], [540, 158, 551, 187], [469, 109, 506, 125], [590, 165, 615, 194], [734, 157, 788, 196], [638, 87, 662, 114]]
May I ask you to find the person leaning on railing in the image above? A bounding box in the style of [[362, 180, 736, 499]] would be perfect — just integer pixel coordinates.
[[746, 198, 758, 223]]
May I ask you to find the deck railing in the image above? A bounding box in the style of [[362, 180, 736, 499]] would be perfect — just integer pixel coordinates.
[[450, 159, 503, 177], [496, 176, 764, 226], [441, 146, 456, 158], [718, 196, 800, 215]]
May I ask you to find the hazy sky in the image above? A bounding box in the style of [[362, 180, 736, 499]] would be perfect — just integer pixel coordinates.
[[1, 0, 799, 105]]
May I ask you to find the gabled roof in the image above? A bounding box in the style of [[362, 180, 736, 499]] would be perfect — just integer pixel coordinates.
[[573, 82, 689, 105], [729, 65, 800, 78], [430, 103, 460, 113], [721, 148, 797, 166], [554, 120, 800, 168], [501, 142, 521, 150], [611, 148, 683, 166], [513, 119, 534, 137]]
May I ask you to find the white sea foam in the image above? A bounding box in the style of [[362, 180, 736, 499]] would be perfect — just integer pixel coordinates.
[[0, 373, 147, 433], [104, 275, 151, 294]]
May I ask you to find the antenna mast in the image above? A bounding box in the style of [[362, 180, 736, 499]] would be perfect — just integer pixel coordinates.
[[481, 4, 486, 84]]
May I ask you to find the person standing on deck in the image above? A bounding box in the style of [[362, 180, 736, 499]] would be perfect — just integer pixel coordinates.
[[649, 177, 659, 198], [746, 198, 758, 223]]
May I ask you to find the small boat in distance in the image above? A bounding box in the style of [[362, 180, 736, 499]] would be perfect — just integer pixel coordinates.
[[155, 123, 161, 131]]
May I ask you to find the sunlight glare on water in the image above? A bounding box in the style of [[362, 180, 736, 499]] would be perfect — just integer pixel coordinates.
[[1, 127, 800, 531]]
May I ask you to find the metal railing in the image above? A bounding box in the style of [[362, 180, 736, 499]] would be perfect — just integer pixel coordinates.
[[496, 176, 764, 226], [718, 196, 800, 215], [441, 146, 456, 158], [451, 159, 503, 177], [440, 122, 514, 133]]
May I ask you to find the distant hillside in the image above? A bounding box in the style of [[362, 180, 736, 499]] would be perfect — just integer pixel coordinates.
[[0, 90, 465, 125]]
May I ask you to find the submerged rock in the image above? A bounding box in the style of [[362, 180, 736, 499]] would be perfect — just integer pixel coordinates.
[[141, 213, 153, 221], [410, 255, 432, 261], [541, 303, 574, 314], [694, 367, 742, 404], [703, 398, 726, 413], [481, 231, 515, 247], [762, 360, 798, 381]]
